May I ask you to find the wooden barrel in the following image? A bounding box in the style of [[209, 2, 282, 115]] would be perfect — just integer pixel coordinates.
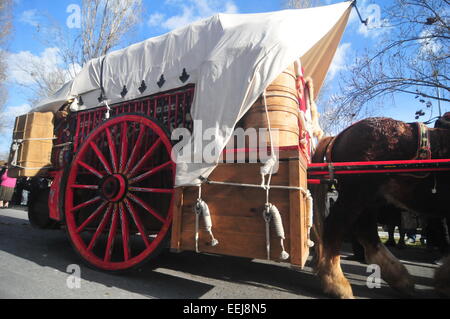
[[242, 64, 300, 147]]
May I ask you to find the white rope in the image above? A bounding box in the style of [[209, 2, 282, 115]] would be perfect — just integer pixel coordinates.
[[260, 90, 277, 195], [9, 138, 56, 169], [104, 100, 111, 120], [13, 138, 56, 142], [10, 141, 20, 167], [9, 165, 53, 170], [259, 91, 290, 261], [195, 186, 201, 253], [194, 185, 219, 253], [263, 205, 272, 260], [53, 142, 73, 148], [263, 204, 290, 261], [202, 178, 307, 194], [305, 190, 315, 248]]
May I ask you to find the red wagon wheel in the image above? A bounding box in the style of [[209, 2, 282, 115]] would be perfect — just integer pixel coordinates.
[[64, 114, 175, 271]]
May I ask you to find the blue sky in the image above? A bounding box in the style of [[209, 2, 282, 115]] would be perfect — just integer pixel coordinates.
[[1, 0, 448, 155]]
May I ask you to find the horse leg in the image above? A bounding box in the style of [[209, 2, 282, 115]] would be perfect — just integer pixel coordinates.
[[354, 210, 415, 296], [385, 223, 396, 247], [434, 256, 450, 297], [398, 224, 407, 249], [317, 197, 361, 299]]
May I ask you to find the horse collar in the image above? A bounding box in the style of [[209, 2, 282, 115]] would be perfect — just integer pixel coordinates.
[[415, 122, 432, 160]]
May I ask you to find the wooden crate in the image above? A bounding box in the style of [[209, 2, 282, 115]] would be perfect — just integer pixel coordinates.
[[171, 150, 310, 268], [8, 112, 55, 177]]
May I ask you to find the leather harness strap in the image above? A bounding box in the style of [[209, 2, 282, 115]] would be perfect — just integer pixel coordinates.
[[325, 136, 335, 163], [415, 122, 432, 160]]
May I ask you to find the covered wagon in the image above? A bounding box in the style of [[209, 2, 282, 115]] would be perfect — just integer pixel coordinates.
[[7, 2, 353, 272]]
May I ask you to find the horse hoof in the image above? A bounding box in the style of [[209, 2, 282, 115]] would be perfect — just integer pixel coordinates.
[[385, 240, 396, 247], [392, 280, 416, 298], [321, 276, 355, 299], [435, 286, 450, 298], [434, 257, 450, 298]]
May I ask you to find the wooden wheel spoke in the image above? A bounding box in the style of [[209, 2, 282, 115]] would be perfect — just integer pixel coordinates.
[[129, 161, 173, 184], [89, 141, 112, 175], [119, 122, 129, 173], [87, 204, 113, 252], [78, 161, 104, 179], [106, 127, 119, 173], [124, 126, 146, 174], [124, 199, 151, 248], [71, 196, 102, 213], [127, 193, 166, 224], [129, 187, 174, 194], [76, 201, 109, 233], [128, 138, 162, 177], [119, 203, 131, 261], [104, 205, 120, 262]]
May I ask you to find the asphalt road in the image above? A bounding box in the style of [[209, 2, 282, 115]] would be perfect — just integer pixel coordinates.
[[0, 206, 445, 299]]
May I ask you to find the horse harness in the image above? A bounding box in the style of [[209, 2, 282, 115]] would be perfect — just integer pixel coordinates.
[[325, 121, 432, 163]]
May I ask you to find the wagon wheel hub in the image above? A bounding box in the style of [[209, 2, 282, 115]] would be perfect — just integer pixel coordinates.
[[100, 174, 127, 202]]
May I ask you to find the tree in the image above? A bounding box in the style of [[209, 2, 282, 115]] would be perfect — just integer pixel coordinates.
[[13, 0, 143, 106], [287, 0, 449, 135], [329, 0, 449, 131], [0, 0, 12, 130]]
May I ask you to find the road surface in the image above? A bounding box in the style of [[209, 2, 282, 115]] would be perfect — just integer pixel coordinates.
[[0, 206, 444, 299]]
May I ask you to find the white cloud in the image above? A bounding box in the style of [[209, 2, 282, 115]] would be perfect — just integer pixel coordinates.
[[327, 42, 352, 81], [418, 29, 442, 56], [7, 47, 80, 86], [0, 104, 33, 154], [20, 9, 39, 27], [0, 104, 32, 133], [224, 2, 238, 14], [162, 6, 196, 30], [7, 48, 62, 85], [149, 0, 239, 31], [148, 12, 165, 27], [2, 104, 32, 119]]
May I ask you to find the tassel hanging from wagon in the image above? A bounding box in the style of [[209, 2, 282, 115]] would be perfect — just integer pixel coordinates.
[[194, 186, 219, 253], [263, 203, 290, 261]]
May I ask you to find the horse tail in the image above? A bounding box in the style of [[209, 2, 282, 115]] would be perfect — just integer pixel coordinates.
[[310, 136, 334, 270]]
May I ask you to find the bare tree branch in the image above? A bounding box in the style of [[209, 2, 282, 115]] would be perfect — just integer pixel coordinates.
[[0, 0, 12, 130], [321, 0, 449, 132], [14, 0, 143, 106]]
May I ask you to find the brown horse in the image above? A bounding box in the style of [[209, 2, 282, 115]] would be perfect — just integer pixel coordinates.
[[311, 115, 450, 299]]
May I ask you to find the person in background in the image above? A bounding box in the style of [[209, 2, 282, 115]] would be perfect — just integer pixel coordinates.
[[0, 164, 18, 209]]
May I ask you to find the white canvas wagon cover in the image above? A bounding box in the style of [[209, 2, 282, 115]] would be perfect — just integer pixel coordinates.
[[33, 1, 353, 186]]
